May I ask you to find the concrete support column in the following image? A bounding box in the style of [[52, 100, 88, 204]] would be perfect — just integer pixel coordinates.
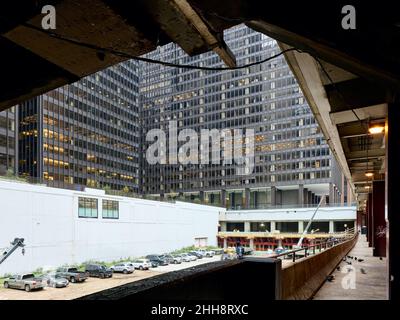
[[388, 102, 400, 299], [367, 192, 373, 247], [271, 186, 277, 206], [244, 188, 250, 209], [270, 221, 276, 232], [199, 191, 204, 202], [220, 189, 226, 208], [347, 181, 353, 205], [277, 239, 283, 248], [373, 180, 386, 257], [220, 222, 227, 232], [254, 191, 258, 208], [307, 191, 312, 205], [329, 183, 334, 204], [329, 220, 334, 233], [298, 184, 304, 205], [298, 221, 304, 233], [249, 238, 254, 250], [244, 221, 251, 232], [341, 173, 345, 205], [333, 187, 337, 204], [223, 238, 227, 249]]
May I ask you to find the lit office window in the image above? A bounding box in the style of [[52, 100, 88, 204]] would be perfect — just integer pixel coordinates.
[[78, 197, 98, 218], [102, 200, 119, 219]]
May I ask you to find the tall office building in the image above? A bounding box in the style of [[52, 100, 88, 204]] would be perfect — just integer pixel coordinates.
[[18, 60, 141, 192], [0, 107, 18, 175], [140, 24, 344, 208]]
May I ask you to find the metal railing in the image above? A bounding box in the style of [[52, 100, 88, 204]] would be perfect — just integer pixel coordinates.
[[228, 202, 357, 210], [271, 228, 356, 263]]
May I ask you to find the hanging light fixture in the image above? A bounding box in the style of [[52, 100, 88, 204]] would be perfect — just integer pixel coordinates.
[[368, 125, 384, 135]]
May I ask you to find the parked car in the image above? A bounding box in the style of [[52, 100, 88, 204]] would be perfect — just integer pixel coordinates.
[[188, 251, 203, 259], [212, 249, 224, 255], [85, 264, 113, 278], [171, 254, 184, 263], [160, 254, 181, 264], [56, 267, 89, 283], [110, 262, 135, 274], [180, 253, 197, 262], [146, 255, 168, 266], [198, 249, 215, 257], [40, 273, 69, 288], [131, 259, 151, 270], [182, 253, 198, 261], [3, 274, 44, 292]]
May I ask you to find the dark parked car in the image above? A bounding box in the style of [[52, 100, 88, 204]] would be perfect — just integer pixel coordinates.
[[145, 255, 168, 266], [85, 264, 113, 278], [160, 254, 181, 264], [56, 267, 89, 283], [188, 251, 203, 259]]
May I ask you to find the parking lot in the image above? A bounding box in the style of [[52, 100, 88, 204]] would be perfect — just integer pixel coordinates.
[[0, 256, 221, 300]]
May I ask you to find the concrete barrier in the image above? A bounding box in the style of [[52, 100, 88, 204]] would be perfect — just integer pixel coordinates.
[[79, 258, 281, 300], [280, 235, 358, 299]]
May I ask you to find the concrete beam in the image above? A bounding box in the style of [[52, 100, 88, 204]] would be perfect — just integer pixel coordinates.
[[347, 149, 386, 161], [279, 45, 353, 189], [324, 78, 390, 114], [170, 0, 236, 66], [331, 104, 387, 126]]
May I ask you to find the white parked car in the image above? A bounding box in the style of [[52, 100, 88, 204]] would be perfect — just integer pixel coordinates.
[[170, 255, 183, 264], [198, 249, 215, 257], [180, 253, 197, 262], [131, 259, 152, 270], [110, 262, 135, 274]]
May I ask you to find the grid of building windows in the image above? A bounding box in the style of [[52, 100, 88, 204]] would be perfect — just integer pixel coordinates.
[[18, 60, 141, 192], [0, 107, 17, 175], [139, 24, 343, 208]]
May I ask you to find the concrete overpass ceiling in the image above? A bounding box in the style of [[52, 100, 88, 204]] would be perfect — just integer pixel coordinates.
[[0, 0, 238, 111]]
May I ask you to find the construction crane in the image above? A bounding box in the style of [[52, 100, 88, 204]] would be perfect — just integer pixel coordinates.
[[0, 238, 25, 265], [296, 195, 327, 248]]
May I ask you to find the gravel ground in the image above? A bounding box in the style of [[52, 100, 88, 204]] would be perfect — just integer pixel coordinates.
[[0, 256, 221, 300]]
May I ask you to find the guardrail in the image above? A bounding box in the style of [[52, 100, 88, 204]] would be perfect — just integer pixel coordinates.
[[218, 228, 356, 239], [279, 230, 358, 299], [227, 202, 357, 210], [271, 228, 355, 263]]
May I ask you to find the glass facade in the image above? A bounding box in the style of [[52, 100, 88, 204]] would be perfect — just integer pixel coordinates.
[[139, 24, 341, 205], [9, 24, 344, 207], [0, 107, 17, 175], [18, 60, 141, 192]]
